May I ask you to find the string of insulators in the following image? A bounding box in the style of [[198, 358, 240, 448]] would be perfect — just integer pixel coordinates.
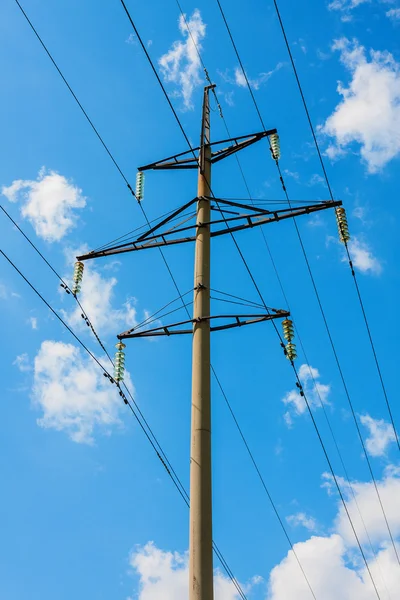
[[269, 133, 281, 161], [114, 341, 126, 383], [335, 207, 350, 244], [136, 171, 144, 201], [72, 261, 84, 295], [282, 318, 297, 361]]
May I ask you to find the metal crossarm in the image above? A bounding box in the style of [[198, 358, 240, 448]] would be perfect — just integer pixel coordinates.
[[138, 130, 277, 171], [118, 311, 289, 339], [77, 199, 342, 262]]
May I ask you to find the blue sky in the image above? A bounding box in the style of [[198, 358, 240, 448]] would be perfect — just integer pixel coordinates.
[[1, 0, 400, 598]]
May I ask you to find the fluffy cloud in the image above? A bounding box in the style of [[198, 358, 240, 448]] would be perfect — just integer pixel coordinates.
[[286, 512, 318, 532], [13, 353, 32, 372], [1, 168, 86, 242], [271, 468, 400, 598], [62, 247, 137, 336], [159, 9, 206, 110], [129, 542, 246, 600], [346, 236, 382, 275], [331, 468, 400, 547], [322, 38, 400, 172], [386, 8, 400, 20], [282, 364, 331, 426], [328, 0, 370, 21], [220, 63, 283, 91], [32, 340, 127, 444], [29, 317, 38, 330], [129, 469, 400, 599], [360, 414, 396, 457]]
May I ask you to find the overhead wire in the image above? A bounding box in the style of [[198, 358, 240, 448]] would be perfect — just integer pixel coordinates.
[[11, 3, 250, 595], [1, 242, 251, 600], [119, 0, 385, 596], [214, 0, 400, 572], [13, 0, 388, 595], [267, 0, 399, 451], [174, 1, 389, 595]]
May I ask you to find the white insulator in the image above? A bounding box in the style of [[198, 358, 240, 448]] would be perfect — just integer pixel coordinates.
[[136, 171, 145, 201], [269, 133, 281, 161]]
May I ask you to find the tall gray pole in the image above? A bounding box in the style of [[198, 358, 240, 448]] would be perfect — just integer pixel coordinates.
[[189, 84, 214, 600]]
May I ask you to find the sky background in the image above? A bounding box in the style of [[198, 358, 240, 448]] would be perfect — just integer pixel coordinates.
[[1, 0, 400, 598]]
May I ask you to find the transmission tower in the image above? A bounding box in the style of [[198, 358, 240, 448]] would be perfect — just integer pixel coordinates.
[[76, 84, 341, 600]]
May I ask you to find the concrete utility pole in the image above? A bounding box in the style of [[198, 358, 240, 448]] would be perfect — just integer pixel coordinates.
[[190, 84, 214, 600]]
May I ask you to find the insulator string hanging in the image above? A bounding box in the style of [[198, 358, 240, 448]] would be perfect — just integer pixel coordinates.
[[72, 261, 84, 295], [269, 133, 281, 161], [136, 171, 145, 201], [114, 341, 126, 382], [335, 207, 350, 244], [282, 318, 297, 361]]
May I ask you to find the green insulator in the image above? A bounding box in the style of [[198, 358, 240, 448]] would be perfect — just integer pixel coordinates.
[[136, 171, 145, 201], [335, 207, 350, 244], [72, 261, 84, 295], [114, 342, 126, 382], [286, 342, 297, 361], [282, 318, 294, 342], [269, 133, 281, 161]]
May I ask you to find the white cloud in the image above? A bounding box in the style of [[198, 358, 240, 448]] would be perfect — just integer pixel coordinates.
[[29, 317, 38, 330], [126, 33, 135, 44], [387, 8, 400, 19], [32, 340, 128, 444], [331, 469, 400, 547], [352, 205, 368, 224], [322, 38, 400, 172], [0, 282, 7, 299], [62, 246, 138, 336], [308, 173, 325, 186], [1, 168, 86, 242], [282, 364, 331, 425], [221, 63, 283, 91], [270, 468, 400, 598], [159, 9, 206, 110], [283, 169, 300, 180], [360, 414, 396, 457], [346, 236, 382, 275], [286, 512, 318, 532], [129, 542, 246, 600], [328, 0, 370, 21], [128, 469, 400, 599], [13, 353, 32, 372]]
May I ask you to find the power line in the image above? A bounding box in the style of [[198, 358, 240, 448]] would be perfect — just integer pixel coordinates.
[[116, 1, 387, 593], [268, 0, 399, 453], [13, 0, 136, 198], [0, 239, 251, 598], [13, 1, 388, 594], [214, 0, 400, 571], [10, 5, 250, 594]]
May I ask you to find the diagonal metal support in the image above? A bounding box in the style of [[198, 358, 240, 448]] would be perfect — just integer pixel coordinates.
[[77, 199, 342, 262], [138, 130, 277, 171]]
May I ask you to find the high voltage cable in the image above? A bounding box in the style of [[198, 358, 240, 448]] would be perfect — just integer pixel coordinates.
[[0, 237, 249, 598], [267, 0, 399, 451], [159, 2, 390, 595], [11, 4, 250, 595], [13, 0, 136, 198], [214, 0, 400, 571], [11, 1, 312, 595], [173, 1, 386, 594], [116, 1, 388, 595], [115, 3, 383, 596], [12, 0, 386, 595]]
